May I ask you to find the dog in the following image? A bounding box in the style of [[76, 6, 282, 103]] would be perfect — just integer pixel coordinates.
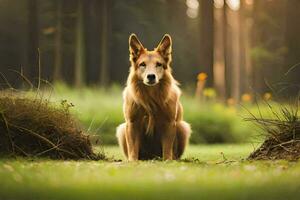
[[116, 34, 191, 161]]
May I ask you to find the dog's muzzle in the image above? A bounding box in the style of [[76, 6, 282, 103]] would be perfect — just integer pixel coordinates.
[[146, 74, 156, 85]]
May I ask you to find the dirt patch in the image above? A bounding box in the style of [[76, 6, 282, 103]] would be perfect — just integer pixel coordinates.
[[0, 91, 104, 160], [248, 103, 300, 161]]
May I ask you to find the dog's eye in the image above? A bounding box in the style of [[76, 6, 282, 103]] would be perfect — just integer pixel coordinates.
[[156, 62, 162, 67], [139, 62, 146, 67]]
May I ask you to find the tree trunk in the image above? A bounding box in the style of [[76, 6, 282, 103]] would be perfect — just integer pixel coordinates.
[[99, 0, 109, 86], [239, 0, 253, 95], [53, 0, 63, 82], [227, 7, 241, 102], [200, 0, 214, 87], [251, 0, 264, 93], [74, 0, 85, 87], [84, 0, 100, 85], [285, 0, 300, 89], [244, 0, 254, 94], [213, 4, 226, 101], [27, 0, 39, 83], [224, 3, 232, 99], [239, 0, 246, 95]]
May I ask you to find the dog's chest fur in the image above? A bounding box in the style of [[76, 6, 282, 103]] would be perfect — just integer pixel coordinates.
[[125, 81, 179, 134]]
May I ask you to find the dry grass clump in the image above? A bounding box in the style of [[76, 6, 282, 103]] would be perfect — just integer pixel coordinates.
[[0, 90, 104, 160], [248, 101, 300, 161]]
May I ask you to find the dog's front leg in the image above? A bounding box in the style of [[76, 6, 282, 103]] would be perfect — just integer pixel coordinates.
[[125, 122, 140, 161], [162, 122, 176, 160]]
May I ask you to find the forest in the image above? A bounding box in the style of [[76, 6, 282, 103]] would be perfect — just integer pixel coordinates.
[[1, 0, 300, 100], [1, 1, 300, 200]]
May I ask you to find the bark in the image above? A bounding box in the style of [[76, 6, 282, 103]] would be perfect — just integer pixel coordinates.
[[74, 0, 85, 87], [227, 6, 241, 102], [27, 0, 39, 82], [285, 0, 300, 87], [53, 0, 63, 81], [213, 4, 226, 101], [240, 0, 254, 94], [99, 0, 109, 86], [200, 0, 214, 87]]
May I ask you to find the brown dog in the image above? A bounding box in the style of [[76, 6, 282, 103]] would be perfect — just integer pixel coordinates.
[[116, 34, 191, 161]]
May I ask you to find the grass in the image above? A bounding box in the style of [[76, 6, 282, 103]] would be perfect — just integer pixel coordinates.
[[50, 83, 259, 144], [2, 84, 297, 199], [51, 84, 124, 144], [1, 144, 300, 200]]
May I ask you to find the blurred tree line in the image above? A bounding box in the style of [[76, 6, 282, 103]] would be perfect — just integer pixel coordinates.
[[0, 0, 299, 100]]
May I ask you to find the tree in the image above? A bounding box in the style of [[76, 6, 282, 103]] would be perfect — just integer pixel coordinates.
[[251, 0, 286, 94], [224, 2, 232, 99], [53, 0, 63, 81], [213, 1, 226, 100], [27, 0, 39, 83], [99, 0, 109, 86], [226, 1, 241, 102], [285, 0, 300, 92], [239, 0, 253, 94], [74, 0, 85, 87], [199, 0, 214, 87]]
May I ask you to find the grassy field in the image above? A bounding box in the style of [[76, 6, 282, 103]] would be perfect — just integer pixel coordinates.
[[49, 84, 261, 145], [1, 85, 296, 200], [1, 144, 300, 200]]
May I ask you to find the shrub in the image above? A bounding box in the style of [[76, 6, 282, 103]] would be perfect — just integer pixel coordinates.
[[182, 96, 255, 144]]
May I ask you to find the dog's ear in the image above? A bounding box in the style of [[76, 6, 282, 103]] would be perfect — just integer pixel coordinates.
[[129, 34, 145, 62], [156, 34, 172, 62]]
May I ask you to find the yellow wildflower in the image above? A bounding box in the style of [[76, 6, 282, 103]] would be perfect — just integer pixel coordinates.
[[242, 93, 252, 103], [203, 88, 217, 98], [263, 92, 272, 101], [197, 73, 207, 81]]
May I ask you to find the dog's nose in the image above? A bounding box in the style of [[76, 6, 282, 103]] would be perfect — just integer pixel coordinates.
[[147, 74, 156, 82]]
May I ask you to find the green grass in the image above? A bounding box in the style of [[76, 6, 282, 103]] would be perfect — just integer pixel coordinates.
[[49, 84, 260, 145], [1, 144, 300, 200]]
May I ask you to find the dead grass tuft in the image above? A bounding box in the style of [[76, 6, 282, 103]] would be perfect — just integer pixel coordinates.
[[247, 99, 300, 161], [0, 90, 104, 160]]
